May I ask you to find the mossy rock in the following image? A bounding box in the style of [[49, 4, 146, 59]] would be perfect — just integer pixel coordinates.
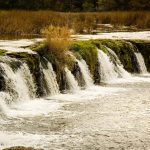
[[32, 43, 76, 92], [70, 41, 98, 76], [90, 40, 108, 54], [96, 39, 139, 73], [0, 49, 6, 56]]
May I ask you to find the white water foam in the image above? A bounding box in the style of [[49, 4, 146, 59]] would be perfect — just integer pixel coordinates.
[[0, 62, 35, 101], [43, 62, 60, 95], [98, 50, 118, 82], [77, 59, 94, 87], [65, 67, 80, 92], [73, 31, 150, 41], [134, 52, 148, 74], [0, 92, 10, 115], [5, 99, 61, 117], [50, 85, 125, 102], [0, 38, 43, 54], [106, 47, 131, 78], [0, 131, 51, 150]]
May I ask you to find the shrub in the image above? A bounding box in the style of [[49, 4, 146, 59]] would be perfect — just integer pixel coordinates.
[[41, 26, 72, 66]]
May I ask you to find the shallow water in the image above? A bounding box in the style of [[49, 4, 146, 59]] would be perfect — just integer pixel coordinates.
[[0, 75, 150, 149]]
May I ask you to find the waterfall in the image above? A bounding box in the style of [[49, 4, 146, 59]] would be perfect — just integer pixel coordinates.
[[65, 67, 80, 92], [76, 59, 94, 87], [106, 47, 131, 78], [0, 61, 36, 102], [98, 50, 118, 82], [98, 48, 131, 83], [106, 46, 121, 65], [134, 52, 148, 74], [42, 62, 60, 95], [0, 92, 11, 116], [20, 63, 37, 99], [115, 65, 131, 78]]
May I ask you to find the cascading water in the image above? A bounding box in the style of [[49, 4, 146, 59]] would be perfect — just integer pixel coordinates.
[[134, 52, 148, 74], [0, 92, 10, 115], [106, 47, 131, 78], [98, 50, 118, 82], [19, 63, 37, 99], [76, 59, 94, 87], [106, 46, 121, 65], [65, 67, 80, 92], [42, 62, 60, 95], [0, 61, 36, 102]]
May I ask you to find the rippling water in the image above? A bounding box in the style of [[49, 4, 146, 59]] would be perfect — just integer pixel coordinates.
[[0, 75, 150, 149]]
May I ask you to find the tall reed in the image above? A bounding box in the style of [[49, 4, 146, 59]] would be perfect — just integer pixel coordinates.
[[0, 10, 149, 35]]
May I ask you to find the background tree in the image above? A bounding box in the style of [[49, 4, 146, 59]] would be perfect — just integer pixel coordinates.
[[0, 0, 149, 11]]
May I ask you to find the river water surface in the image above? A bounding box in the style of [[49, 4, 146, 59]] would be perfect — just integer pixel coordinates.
[[1, 75, 150, 150]]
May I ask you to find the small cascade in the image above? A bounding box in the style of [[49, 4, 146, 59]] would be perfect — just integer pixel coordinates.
[[76, 59, 94, 87], [134, 52, 148, 74], [0, 92, 10, 115], [106, 47, 131, 78], [19, 63, 37, 99], [42, 62, 60, 95], [98, 50, 118, 82], [65, 67, 80, 92], [106, 46, 121, 65], [0, 62, 35, 102], [115, 65, 131, 78]]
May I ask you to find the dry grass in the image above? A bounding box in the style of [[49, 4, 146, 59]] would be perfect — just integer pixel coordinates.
[[0, 10, 149, 36], [42, 26, 70, 52], [42, 26, 72, 65]]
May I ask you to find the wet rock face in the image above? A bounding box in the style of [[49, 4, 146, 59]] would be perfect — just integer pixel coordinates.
[[72, 62, 85, 87], [132, 53, 141, 73], [59, 70, 67, 92], [94, 60, 101, 84], [7, 53, 47, 97], [3, 146, 43, 150], [33, 56, 47, 97], [0, 67, 6, 91]]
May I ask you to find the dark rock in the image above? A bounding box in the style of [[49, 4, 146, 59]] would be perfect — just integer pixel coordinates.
[[3, 146, 43, 150]]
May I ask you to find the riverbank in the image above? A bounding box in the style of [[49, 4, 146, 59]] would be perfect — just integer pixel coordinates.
[[0, 11, 149, 36]]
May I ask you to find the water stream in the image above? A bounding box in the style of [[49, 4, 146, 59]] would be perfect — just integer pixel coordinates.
[[134, 52, 148, 74], [76, 59, 94, 87], [65, 67, 80, 92], [0, 40, 150, 149]]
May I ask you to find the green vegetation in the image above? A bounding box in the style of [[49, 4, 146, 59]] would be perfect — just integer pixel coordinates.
[[0, 50, 6, 56], [71, 41, 98, 75], [1, 38, 150, 90], [91, 40, 108, 54], [97, 39, 138, 72], [7, 52, 38, 72], [32, 26, 75, 90], [32, 38, 150, 75]]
